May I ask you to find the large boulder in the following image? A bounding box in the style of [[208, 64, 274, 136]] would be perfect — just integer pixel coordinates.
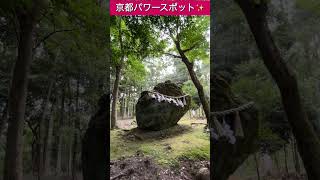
[[136, 81, 191, 131]]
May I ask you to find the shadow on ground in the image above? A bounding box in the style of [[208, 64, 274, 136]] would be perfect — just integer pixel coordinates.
[[122, 124, 194, 141]]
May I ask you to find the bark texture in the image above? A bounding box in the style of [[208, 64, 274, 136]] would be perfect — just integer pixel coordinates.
[[3, 12, 35, 180], [235, 1, 320, 179], [173, 39, 210, 123], [82, 94, 109, 180]]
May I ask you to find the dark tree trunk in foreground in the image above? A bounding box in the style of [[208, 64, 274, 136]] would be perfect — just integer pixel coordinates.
[[82, 94, 109, 180], [3, 12, 35, 180], [235, 1, 320, 179]]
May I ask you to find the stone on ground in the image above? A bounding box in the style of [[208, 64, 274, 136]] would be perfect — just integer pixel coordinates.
[[136, 80, 191, 130]]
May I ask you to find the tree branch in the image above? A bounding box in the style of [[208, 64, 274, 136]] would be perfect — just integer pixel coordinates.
[[165, 53, 182, 59], [182, 43, 199, 53], [33, 29, 75, 50]]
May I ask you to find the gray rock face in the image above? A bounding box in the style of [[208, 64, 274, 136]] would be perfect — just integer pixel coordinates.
[[136, 81, 191, 131]]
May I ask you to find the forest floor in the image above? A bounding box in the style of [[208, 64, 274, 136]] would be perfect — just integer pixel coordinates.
[[110, 116, 209, 179]]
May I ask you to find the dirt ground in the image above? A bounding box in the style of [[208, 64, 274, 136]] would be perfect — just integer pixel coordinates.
[[110, 154, 209, 180]]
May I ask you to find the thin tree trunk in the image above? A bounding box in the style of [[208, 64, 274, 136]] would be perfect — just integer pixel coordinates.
[[235, 1, 320, 179], [132, 99, 135, 117], [72, 79, 80, 180], [184, 61, 210, 122], [67, 81, 73, 176], [0, 100, 8, 137], [120, 89, 125, 119], [284, 145, 289, 174], [291, 137, 297, 172], [111, 17, 124, 129], [43, 100, 56, 176], [111, 66, 121, 129], [273, 152, 280, 175], [254, 153, 261, 180], [68, 141, 73, 175], [3, 12, 35, 180], [293, 138, 301, 173], [173, 39, 210, 123], [127, 89, 131, 118], [56, 83, 66, 175], [38, 79, 54, 180]]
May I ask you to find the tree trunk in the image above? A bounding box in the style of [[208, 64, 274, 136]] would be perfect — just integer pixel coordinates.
[[82, 94, 109, 180], [254, 153, 261, 180], [38, 79, 54, 179], [127, 88, 131, 118], [111, 17, 124, 129], [111, 65, 121, 129], [132, 99, 135, 116], [43, 100, 56, 176], [56, 83, 66, 174], [293, 138, 301, 173], [273, 152, 280, 175], [291, 137, 297, 172], [185, 62, 210, 122], [0, 100, 8, 137], [284, 145, 289, 174], [120, 89, 125, 119], [67, 81, 73, 176], [68, 141, 73, 175], [173, 39, 210, 123], [72, 79, 80, 180], [3, 12, 35, 180], [234, 1, 320, 179]]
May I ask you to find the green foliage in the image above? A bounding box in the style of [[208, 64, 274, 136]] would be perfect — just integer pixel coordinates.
[[111, 16, 165, 67], [296, 0, 320, 16], [232, 59, 281, 117], [157, 16, 210, 63], [122, 57, 147, 87], [182, 80, 200, 109]]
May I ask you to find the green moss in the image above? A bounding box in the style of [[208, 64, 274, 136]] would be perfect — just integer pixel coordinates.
[[110, 118, 209, 167]]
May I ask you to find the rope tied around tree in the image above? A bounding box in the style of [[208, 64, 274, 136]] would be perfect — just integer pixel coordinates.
[[211, 102, 254, 144]]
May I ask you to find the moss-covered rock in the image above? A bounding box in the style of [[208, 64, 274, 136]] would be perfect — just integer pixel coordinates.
[[136, 81, 191, 131]]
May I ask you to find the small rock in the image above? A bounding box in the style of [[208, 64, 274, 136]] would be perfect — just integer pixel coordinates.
[[195, 167, 210, 180]]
